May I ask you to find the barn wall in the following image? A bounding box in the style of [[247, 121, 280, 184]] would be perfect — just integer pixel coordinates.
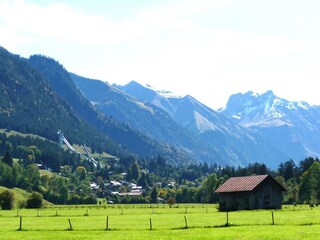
[[219, 192, 253, 211], [255, 179, 283, 209]]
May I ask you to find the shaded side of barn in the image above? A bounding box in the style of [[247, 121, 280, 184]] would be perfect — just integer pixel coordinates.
[[215, 175, 286, 211]]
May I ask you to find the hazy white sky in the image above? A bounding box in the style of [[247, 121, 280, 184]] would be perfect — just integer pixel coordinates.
[[1, 0, 320, 109]]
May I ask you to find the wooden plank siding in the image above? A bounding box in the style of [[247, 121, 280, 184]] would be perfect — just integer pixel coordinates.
[[215, 175, 286, 211]]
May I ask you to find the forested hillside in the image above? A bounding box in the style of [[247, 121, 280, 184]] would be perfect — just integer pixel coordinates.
[[0, 47, 133, 160], [0, 47, 81, 141], [26, 55, 193, 165]]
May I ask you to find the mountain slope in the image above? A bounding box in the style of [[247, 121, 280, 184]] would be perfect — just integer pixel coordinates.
[[25, 55, 193, 165], [0, 47, 90, 144], [118, 81, 176, 116], [170, 94, 287, 168], [219, 91, 320, 161], [71, 73, 181, 143], [71, 73, 220, 164], [116, 81, 287, 167]]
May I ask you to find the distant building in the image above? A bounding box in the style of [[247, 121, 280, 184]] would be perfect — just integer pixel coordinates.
[[118, 192, 142, 197], [90, 182, 99, 190], [215, 175, 286, 211]]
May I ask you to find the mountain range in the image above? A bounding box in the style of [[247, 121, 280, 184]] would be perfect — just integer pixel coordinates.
[[219, 90, 320, 161], [1, 45, 318, 168], [72, 77, 286, 168]]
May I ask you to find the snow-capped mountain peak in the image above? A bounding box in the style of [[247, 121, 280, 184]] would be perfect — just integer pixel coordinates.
[[219, 90, 320, 162], [219, 90, 315, 127], [132, 81, 181, 99]]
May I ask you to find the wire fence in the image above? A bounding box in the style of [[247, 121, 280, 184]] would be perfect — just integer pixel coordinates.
[[0, 204, 319, 232]]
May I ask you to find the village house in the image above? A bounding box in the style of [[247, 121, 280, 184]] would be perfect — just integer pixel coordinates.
[[104, 181, 144, 199], [215, 175, 286, 211]]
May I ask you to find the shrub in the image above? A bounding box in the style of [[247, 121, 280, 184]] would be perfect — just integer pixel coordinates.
[[83, 195, 97, 204], [167, 197, 176, 208], [26, 191, 43, 208], [17, 200, 27, 209], [0, 190, 14, 210]]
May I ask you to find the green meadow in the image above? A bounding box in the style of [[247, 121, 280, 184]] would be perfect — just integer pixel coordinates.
[[0, 204, 319, 240]]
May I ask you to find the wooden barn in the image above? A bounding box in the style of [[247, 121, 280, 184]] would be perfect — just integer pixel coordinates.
[[215, 175, 286, 211]]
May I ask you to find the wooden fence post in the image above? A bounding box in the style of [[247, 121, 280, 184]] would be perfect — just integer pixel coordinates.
[[68, 218, 73, 230], [18, 216, 22, 231], [271, 211, 274, 225], [149, 218, 152, 230], [106, 216, 109, 230], [226, 211, 229, 226], [184, 215, 188, 229]]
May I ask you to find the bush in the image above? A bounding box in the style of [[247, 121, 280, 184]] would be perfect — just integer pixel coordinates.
[[17, 200, 27, 209], [167, 197, 176, 208], [68, 194, 81, 205], [26, 191, 43, 208], [82, 195, 97, 204], [0, 190, 14, 210]]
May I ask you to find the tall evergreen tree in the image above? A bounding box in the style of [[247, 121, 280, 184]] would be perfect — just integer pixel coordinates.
[[128, 162, 141, 182], [2, 151, 13, 167], [150, 186, 158, 203], [299, 161, 320, 204], [137, 172, 148, 189]]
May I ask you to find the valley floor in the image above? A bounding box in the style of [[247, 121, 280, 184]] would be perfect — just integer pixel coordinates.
[[0, 204, 319, 239]]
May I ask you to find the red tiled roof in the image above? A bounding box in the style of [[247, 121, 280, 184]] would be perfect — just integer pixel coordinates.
[[215, 175, 270, 193]]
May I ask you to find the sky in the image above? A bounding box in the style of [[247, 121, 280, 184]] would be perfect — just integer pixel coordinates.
[[1, 0, 320, 110]]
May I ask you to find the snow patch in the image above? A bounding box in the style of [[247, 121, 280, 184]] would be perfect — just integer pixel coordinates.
[[90, 101, 99, 106], [140, 82, 181, 98], [232, 113, 242, 120], [242, 119, 290, 128], [251, 92, 260, 97], [157, 89, 181, 98], [194, 111, 216, 132], [135, 101, 154, 114], [297, 101, 309, 111], [286, 102, 297, 110]]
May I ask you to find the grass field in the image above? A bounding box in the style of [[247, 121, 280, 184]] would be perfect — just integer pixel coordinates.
[[0, 129, 46, 140], [0, 204, 320, 239]]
